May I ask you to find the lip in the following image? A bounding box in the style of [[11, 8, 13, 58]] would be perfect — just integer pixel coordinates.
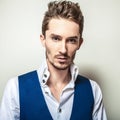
[[57, 57, 68, 62]]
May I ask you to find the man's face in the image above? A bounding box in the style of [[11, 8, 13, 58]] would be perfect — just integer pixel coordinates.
[[40, 18, 83, 70]]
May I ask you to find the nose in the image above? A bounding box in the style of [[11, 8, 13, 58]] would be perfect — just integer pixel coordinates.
[[59, 41, 67, 54]]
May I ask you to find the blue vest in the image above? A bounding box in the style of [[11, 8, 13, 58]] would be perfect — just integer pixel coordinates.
[[18, 71, 94, 120]]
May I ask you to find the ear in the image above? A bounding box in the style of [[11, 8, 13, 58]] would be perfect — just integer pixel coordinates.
[[40, 34, 45, 47], [77, 37, 83, 50]]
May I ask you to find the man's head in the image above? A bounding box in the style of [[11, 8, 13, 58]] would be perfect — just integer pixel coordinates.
[[40, 1, 84, 70], [42, 0, 84, 38]]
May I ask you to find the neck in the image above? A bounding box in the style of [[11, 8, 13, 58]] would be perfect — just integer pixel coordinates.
[[47, 62, 71, 85], [46, 59, 71, 102]]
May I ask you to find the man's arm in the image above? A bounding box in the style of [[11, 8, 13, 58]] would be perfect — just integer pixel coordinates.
[[90, 80, 107, 120], [0, 77, 20, 120]]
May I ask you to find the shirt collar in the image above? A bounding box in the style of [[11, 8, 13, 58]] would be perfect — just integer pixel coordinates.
[[37, 60, 79, 87]]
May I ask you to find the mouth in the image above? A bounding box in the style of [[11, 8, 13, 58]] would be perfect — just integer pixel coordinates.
[[56, 56, 69, 63]]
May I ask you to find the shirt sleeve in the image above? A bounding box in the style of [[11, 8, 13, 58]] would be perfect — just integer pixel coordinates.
[[90, 80, 107, 120], [0, 77, 20, 120]]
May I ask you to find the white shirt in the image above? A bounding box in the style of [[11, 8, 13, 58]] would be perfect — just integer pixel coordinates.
[[0, 61, 107, 120]]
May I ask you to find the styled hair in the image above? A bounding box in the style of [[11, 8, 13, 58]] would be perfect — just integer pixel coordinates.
[[42, 0, 84, 38]]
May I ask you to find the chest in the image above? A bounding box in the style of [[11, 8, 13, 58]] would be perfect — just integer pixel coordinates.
[[18, 71, 94, 120], [42, 86, 74, 120]]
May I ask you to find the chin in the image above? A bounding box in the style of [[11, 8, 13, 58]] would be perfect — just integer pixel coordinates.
[[53, 62, 71, 70], [54, 66, 69, 70], [47, 58, 72, 70]]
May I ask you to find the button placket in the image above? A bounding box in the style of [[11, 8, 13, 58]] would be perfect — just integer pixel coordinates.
[[58, 108, 62, 113], [44, 74, 47, 78], [42, 79, 46, 83], [57, 104, 62, 113], [56, 107, 62, 120], [42, 73, 48, 84]]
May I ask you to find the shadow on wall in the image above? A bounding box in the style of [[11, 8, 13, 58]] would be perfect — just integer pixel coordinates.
[[78, 65, 103, 85]]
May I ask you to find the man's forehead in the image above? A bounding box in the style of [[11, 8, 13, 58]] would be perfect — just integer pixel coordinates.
[[46, 18, 80, 36], [48, 18, 79, 29]]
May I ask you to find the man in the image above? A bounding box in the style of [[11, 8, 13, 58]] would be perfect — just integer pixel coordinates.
[[0, 0, 107, 120]]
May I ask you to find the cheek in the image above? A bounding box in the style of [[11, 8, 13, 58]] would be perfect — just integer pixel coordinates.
[[45, 45, 51, 55], [68, 48, 78, 57], [45, 42, 56, 56]]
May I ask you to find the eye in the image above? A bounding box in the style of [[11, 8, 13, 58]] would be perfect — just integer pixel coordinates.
[[51, 36, 60, 41], [68, 38, 77, 44]]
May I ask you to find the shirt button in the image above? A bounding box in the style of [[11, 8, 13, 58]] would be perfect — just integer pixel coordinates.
[[44, 74, 47, 78], [45, 91, 48, 94], [42, 79, 45, 83], [58, 108, 62, 113]]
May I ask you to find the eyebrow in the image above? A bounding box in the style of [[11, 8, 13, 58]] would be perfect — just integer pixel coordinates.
[[50, 34, 61, 38], [50, 33, 79, 39], [68, 36, 79, 39]]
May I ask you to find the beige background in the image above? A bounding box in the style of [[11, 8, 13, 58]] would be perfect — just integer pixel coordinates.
[[0, 0, 120, 119]]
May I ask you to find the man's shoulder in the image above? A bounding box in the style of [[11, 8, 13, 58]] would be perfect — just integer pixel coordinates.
[[76, 74, 90, 84], [6, 70, 37, 85], [77, 75, 103, 99], [18, 70, 37, 78], [18, 70, 38, 85], [76, 75, 101, 93], [76, 74, 99, 87]]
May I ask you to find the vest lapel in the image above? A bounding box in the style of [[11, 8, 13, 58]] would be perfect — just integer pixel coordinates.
[[19, 71, 53, 120], [70, 75, 94, 120]]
